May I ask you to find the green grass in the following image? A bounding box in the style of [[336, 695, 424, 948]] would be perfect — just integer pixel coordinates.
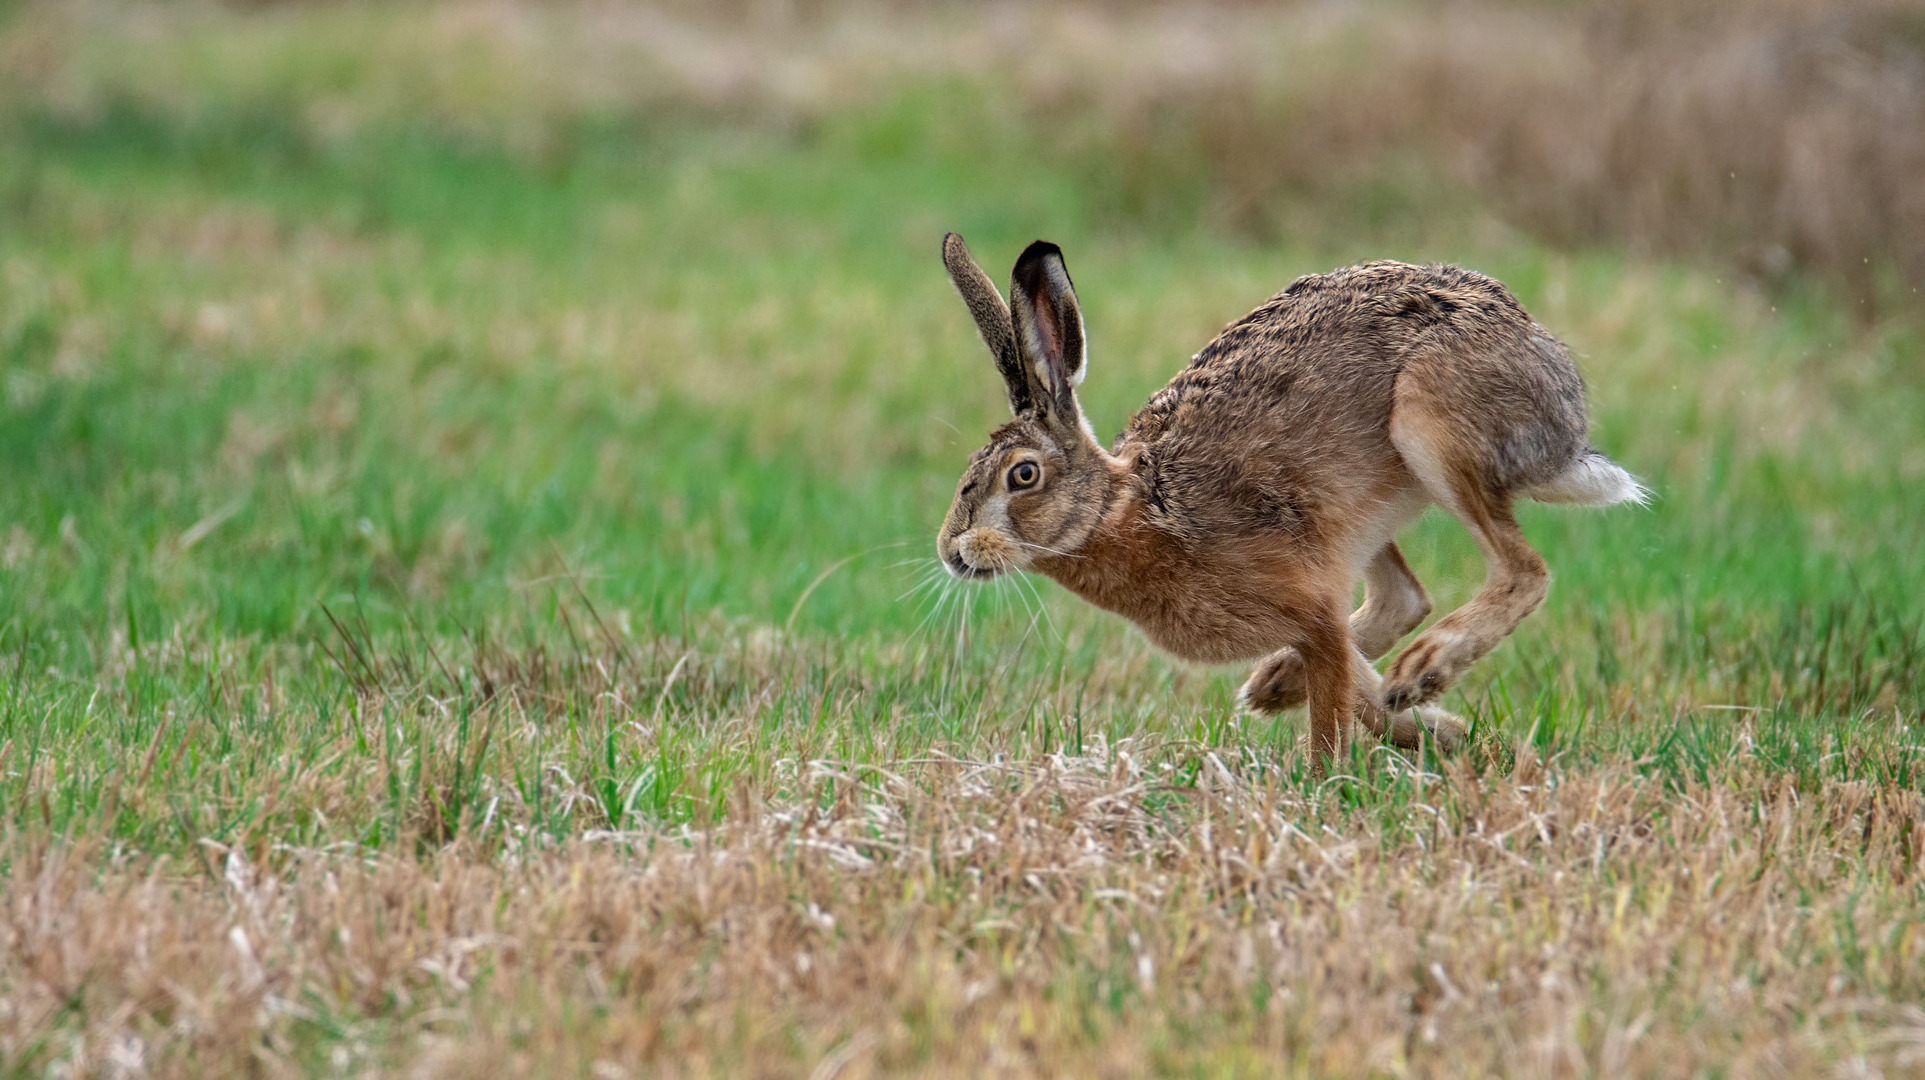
[[4, 73, 1922, 839], [1, 5, 1922, 1076]]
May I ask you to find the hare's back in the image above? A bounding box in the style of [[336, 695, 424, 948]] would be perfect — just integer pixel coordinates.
[[1121, 262, 1585, 527], [1129, 262, 1546, 444]]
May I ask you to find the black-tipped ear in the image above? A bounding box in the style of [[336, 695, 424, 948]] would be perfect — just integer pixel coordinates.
[[1008, 240, 1086, 417], [942, 233, 1038, 416]]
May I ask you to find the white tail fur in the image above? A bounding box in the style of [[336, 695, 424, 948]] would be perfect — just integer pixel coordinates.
[[1525, 450, 1649, 507]]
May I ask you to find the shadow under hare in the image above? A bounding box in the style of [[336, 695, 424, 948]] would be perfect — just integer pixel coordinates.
[[935, 234, 1644, 765]]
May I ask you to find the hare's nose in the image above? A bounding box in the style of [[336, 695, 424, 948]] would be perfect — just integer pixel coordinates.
[[945, 532, 1002, 580]]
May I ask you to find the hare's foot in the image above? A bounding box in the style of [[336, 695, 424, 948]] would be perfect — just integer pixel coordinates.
[[1237, 647, 1306, 714], [1423, 707, 1469, 751], [1368, 697, 1468, 752], [1401, 705, 1468, 752], [1380, 626, 1481, 710]]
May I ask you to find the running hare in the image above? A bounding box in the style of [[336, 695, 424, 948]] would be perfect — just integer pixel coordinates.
[[935, 234, 1644, 763]]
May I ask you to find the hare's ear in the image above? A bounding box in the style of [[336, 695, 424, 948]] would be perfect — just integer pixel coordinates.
[[942, 233, 1038, 416], [1008, 240, 1086, 419]]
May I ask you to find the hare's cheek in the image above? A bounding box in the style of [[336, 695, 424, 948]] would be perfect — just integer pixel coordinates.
[[976, 494, 1015, 535], [1002, 492, 1058, 545]]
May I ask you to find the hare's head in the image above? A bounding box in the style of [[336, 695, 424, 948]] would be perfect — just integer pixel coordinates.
[[936, 235, 1108, 580]]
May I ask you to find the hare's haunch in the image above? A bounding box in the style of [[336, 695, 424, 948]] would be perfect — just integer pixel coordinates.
[[935, 235, 1645, 764]]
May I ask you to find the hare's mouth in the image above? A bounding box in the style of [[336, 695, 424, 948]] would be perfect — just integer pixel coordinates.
[[944, 552, 1001, 581]]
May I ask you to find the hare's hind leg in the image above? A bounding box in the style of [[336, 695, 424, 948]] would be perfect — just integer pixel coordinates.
[[1382, 412, 1552, 711]]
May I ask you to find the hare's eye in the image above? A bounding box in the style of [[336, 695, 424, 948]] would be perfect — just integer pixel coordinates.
[[1008, 462, 1040, 490]]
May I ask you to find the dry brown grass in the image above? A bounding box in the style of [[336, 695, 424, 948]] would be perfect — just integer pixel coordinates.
[[6, 730, 1924, 1078]]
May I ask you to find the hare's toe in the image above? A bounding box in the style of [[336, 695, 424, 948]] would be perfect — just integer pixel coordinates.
[[1238, 648, 1307, 714], [1382, 628, 1477, 710], [1378, 705, 1466, 752], [1416, 706, 1468, 752], [1382, 675, 1438, 712]]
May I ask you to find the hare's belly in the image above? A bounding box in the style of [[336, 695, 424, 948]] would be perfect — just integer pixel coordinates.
[[1122, 585, 1301, 665]]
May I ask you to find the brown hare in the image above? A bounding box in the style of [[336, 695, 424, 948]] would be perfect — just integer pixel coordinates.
[[935, 234, 1644, 764]]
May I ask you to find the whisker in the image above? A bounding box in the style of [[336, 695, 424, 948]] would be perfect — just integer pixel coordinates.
[[955, 583, 972, 662], [1011, 570, 1062, 642], [915, 575, 953, 639], [999, 571, 1040, 635], [928, 572, 968, 644], [897, 562, 948, 605], [1011, 539, 1084, 560], [1005, 576, 1046, 656]]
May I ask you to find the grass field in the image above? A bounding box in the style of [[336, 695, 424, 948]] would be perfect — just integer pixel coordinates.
[[2, 3, 1923, 1077]]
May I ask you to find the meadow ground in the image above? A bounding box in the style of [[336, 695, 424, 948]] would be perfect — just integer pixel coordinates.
[[1, 2, 1923, 1077]]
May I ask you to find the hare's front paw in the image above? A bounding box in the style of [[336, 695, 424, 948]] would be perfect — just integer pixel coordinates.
[[1238, 648, 1307, 714], [1381, 627, 1478, 710]]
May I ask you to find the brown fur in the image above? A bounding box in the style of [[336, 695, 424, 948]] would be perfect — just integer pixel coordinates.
[[935, 235, 1642, 766]]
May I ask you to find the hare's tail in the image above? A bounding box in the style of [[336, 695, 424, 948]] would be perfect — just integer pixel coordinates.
[[1524, 449, 1649, 507]]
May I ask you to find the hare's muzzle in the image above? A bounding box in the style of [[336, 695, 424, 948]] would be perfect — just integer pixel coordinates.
[[942, 528, 1014, 580], [943, 551, 997, 580]]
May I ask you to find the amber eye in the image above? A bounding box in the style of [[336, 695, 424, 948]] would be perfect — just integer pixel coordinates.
[[1007, 461, 1040, 490]]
